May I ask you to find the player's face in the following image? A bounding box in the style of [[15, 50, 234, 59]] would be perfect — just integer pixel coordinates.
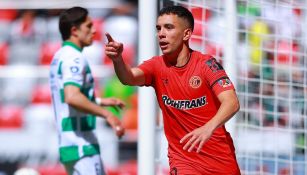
[[76, 16, 96, 47], [156, 14, 190, 55]]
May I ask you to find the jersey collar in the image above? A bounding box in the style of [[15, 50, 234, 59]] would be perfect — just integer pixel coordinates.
[[62, 41, 83, 52]]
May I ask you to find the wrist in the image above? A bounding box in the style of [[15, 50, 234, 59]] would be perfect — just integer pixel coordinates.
[[95, 97, 102, 105], [205, 120, 218, 133], [112, 55, 123, 63]]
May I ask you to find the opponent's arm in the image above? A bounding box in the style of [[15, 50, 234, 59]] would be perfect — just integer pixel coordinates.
[[96, 97, 125, 109], [64, 85, 125, 137], [180, 89, 240, 153], [105, 33, 145, 86]]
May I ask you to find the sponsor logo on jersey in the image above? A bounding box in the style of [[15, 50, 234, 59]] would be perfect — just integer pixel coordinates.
[[74, 58, 80, 64], [205, 57, 224, 72], [189, 76, 202, 88], [162, 95, 207, 110], [218, 78, 232, 88], [70, 66, 79, 73]]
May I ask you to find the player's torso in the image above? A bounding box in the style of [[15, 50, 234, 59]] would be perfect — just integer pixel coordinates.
[[49, 45, 100, 162], [152, 52, 238, 173], [50, 46, 97, 131], [154, 52, 220, 127]]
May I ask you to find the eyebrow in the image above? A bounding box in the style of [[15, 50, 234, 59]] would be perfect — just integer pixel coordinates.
[[156, 23, 174, 28]]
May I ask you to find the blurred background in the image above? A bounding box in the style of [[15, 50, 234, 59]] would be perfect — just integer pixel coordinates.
[[0, 0, 306, 175]]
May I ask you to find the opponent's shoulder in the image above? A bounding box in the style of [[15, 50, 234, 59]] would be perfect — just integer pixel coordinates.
[[58, 46, 83, 62]]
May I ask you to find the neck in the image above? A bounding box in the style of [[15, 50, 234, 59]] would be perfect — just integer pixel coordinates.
[[64, 39, 83, 52], [165, 46, 191, 67], [68, 37, 83, 49]]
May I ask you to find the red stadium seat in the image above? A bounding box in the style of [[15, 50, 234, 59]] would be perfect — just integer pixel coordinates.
[[31, 84, 51, 104], [92, 18, 104, 42], [205, 42, 223, 57], [118, 160, 137, 175], [106, 168, 119, 175], [191, 7, 211, 37], [0, 105, 23, 129], [39, 42, 61, 65], [0, 42, 8, 65], [122, 94, 138, 130], [279, 167, 290, 175], [122, 108, 137, 130], [0, 9, 18, 21], [191, 7, 211, 21], [276, 40, 299, 65], [37, 164, 67, 175]]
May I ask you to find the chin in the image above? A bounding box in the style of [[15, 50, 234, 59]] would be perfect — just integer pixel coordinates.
[[161, 49, 170, 55], [84, 41, 93, 47]]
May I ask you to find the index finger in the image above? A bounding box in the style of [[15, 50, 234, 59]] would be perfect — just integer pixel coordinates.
[[180, 132, 192, 144], [105, 32, 114, 43]]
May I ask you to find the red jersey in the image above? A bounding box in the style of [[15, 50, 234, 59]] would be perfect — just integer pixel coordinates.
[[138, 51, 240, 174]]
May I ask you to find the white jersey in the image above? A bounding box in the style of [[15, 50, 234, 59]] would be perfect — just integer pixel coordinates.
[[49, 41, 99, 163]]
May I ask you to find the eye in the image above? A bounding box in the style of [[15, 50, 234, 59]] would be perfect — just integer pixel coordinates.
[[86, 22, 93, 29], [165, 24, 174, 30], [156, 26, 161, 31]]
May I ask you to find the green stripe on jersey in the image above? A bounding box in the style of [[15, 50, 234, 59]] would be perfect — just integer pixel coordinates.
[[57, 61, 63, 75], [59, 144, 100, 163], [83, 144, 100, 155], [62, 117, 77, 131], [61, 115, 96, 132], [81, 115, 96, 131], [60, 89, 65, 103], [59, 145, 79, 163], [64, 82, 81, 88], [86, 66, 91, 73], [62, 41, 82, 52]]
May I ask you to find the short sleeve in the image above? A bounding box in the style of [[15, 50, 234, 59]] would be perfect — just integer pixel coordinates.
[[137, 57, 158, 86], [203, 56, 235, 96], [61, 57, 85, 88]]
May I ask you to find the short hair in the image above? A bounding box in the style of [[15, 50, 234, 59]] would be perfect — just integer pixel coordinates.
[[59, 7, 88, 41], [158, 5, 194, 31]]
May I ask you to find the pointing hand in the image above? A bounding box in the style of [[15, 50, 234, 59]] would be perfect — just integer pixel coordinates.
[[105, 33, 124, 61]]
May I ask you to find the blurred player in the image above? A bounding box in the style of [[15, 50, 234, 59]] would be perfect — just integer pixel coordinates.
[[105, 5, 240, 175], [49, 7, 125, 175]]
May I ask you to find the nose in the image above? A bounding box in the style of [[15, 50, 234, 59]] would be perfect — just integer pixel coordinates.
[[158, 28, 166, 39]]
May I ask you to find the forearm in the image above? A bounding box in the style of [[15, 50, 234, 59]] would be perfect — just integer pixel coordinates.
[[206, 97, 240, 131], [112, 56, 135, 85], [66, 93, 113, 119]]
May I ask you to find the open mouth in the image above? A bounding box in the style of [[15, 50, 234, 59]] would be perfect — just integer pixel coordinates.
[[159, 41, 168, 49]]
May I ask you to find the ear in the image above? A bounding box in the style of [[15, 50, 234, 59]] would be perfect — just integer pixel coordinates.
[[183, 28, 192, 41], [71, 26, 78, 37]]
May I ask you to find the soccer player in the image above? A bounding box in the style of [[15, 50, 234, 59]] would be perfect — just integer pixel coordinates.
[[105, 5, 241, 175], [49, 7, 125, 175]]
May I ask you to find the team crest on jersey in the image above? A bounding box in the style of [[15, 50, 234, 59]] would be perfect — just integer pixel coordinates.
[[218, 78, 232, 88], [189, 76, 202, 89]]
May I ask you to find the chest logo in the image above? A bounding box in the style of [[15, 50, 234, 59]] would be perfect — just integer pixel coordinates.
[[189, 76, 202, 89], [162, 78, 168, 85]]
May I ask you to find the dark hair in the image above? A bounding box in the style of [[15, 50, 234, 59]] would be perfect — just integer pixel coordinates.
[[59, 7, 88, 40], [158, 5, 194, 31]]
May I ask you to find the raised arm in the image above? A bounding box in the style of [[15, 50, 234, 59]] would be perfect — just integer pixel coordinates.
[[105, 33, 145, 86]]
